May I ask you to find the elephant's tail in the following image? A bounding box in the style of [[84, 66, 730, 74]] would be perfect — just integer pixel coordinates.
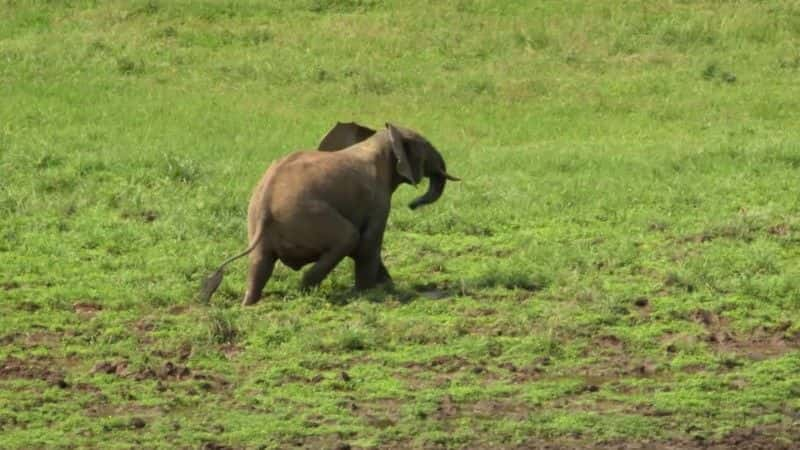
[[198, 219, 267, 304]]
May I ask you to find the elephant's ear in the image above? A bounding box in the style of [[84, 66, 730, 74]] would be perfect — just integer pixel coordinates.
[[387, 123, 419, 185], [317, 122, 376, 151]]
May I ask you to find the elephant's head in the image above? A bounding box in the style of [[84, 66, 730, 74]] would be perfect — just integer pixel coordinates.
[[386, 123, 460, 210], [317, 121, 460, 209]]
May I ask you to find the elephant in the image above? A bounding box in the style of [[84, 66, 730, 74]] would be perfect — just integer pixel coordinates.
[[200, 122, 460, 306]]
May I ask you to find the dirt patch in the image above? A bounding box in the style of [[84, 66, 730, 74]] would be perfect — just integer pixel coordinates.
[[351, 398, 402, 429], [513, 425, 799, 449], [0, 331, 62, 348], [280, 434, 352, 450], [121, 209, 158, 223], [707, 426, 799, 450], [1, 281, 20, 290], [435, 394, 459, 420], [0, 332, 20, 345], [218, 343, 241, 360], [627, 360, 659, 377], [152, 342, 193, 362], [402, 355, 507, 388], [168, 304, 190, 314], [767, 223, 791, 237], [679, 231, 717, 244], [465, 307, 498, 317], [73, 382, 102, 393], [90, 358, 229, 391], [631, 296, 652, 317], [691, 309, 721, 327], [498, 361, 544, 383], [595, 334, 625, 352], [570, 356, 666, 387], [677, 220, 765, 245], [135, 318, 156, 333], [690, 309, 800, 360], [134, 361, 192, 381], [661, 332, 701, 353], [191, 372, 231, 393], [269, 424, 798, 450], [16, 301, 41, 312], [512, 439, 667, 449], [84, 400, 161, 420], [297, 355, 371, 372], [713, 331, 800, 360], [418, 288, 453, 300], [404, 355, 470, 373], [199, 443, 234, 450], [9, 330, 64, 349], [0, 356, 68, 387], [91, 360, 129, 376], [73, 301, 102, 318], [471, 398, 530, 420]]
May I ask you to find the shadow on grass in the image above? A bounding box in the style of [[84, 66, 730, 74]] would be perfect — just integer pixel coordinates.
[[323, 270, 550, 306], [215, 267, 551, 307], [325, 285, 417, 306]]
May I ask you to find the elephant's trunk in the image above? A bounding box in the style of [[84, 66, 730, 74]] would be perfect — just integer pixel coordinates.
[[409, 173, 446, 210]]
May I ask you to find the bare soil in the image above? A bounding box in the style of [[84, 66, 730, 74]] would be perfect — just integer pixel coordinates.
[[0, 355, 68, 387], [72, 301, 102, 318], [513, 426, 799, 449], [691, 309, 800, 359]]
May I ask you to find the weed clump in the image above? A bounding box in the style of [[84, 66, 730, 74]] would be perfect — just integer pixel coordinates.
[[702, 62, 736, 83], [116, 57, 145, 75], [163, 154, 201, 183], [207, 309, 239, 345]]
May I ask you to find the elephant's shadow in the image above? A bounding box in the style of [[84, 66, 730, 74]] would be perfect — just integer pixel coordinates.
[[257, 284, 438, 306], [294, 270, 546, 306], [322, 285, 420, 306]]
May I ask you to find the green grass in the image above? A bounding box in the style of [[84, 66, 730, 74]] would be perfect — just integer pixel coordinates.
[[2, 0, 800, 448]]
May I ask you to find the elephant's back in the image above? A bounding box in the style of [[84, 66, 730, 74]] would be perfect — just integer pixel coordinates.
[[267, 152, 374, 212]]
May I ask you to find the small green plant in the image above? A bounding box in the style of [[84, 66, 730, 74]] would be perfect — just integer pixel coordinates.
[[158, 26, 177, 38], [116, 57, 144, 75], [702, 62, 736, 83], [163, 154, 200, 183], [514, 30, 550, 50], [333, 327, 375, 352], [207, 309, 239, 345], [307, 0, 377, 13], [243, 28, 272, 45], [463, 79, 495, 95], [702, 62, 719, 80], [138, 0, 160, 15], [354, 73, 393, 95]]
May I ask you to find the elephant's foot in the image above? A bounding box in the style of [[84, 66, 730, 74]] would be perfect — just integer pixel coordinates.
[[376, 263, 393, 287], [241, 290, 262, 307], [243, 253, 275, 307]]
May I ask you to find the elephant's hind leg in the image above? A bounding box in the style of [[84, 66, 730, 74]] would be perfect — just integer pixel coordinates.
[[242, 251, 276, 306], [300, 212, 359, 290]]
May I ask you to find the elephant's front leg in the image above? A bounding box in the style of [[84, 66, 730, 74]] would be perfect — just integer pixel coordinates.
[[376, 258, 393, 286], [353, 215, 389, 290], [354, 253, 381, 290]]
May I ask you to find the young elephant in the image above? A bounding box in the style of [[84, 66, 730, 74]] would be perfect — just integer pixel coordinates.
[[200, 122, 459, 306]]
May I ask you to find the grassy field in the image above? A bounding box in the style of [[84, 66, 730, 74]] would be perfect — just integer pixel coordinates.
[[2, 0, 800, 448]]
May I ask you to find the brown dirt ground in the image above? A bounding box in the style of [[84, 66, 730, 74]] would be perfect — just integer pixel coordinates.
[[513, 425, 799, 450], [690, 309, 800, 359], [282, 425, 799, 450], [0, 355, 68, 387]]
